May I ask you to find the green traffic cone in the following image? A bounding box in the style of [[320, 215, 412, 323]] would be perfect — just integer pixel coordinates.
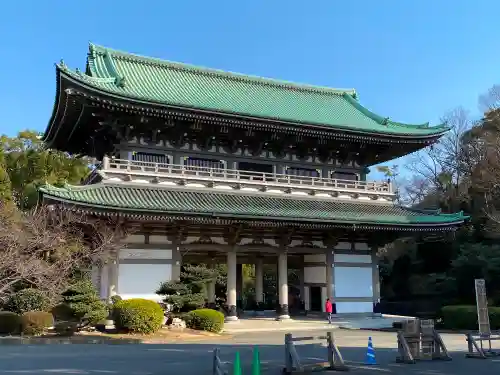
[[234, 351, 242, 375], [252, 347, 261, 375]]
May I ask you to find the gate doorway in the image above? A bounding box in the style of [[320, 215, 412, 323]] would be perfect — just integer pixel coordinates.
[[310, 286, 322, 312]]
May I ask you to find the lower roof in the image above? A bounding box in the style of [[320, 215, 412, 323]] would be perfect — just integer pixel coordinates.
[[38, 183, 467, 229]]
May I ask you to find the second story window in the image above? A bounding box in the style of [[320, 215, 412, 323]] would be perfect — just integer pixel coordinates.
[[183, 157, 225, 172], [132, 152, 170, 165], [286, 167, 320, 178], [331, 171, 359, 181]]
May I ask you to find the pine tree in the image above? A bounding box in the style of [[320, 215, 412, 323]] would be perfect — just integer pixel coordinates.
[[60, 279, 108, 328], [157, 264, 219, 312]]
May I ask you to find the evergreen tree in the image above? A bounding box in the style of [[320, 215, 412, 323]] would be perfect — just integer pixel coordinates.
[[157, 264, 219, 312], [60, 279, 108, 328]]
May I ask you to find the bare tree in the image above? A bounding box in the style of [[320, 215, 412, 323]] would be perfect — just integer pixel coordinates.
[[401, 107, 473, 210], [0, 203, 127, 304]]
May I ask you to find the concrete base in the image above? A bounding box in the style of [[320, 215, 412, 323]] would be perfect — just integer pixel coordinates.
[[276, 315, 291, 321], [225, 316, 239, 323]]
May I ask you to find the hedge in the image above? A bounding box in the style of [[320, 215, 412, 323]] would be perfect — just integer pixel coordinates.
[[5, 289, 50, 315], [0, 311, 21, 335], [185, 308, 224, 333], [441, 305, 500, 330], [21, 311, 54, 335], [113, 298, 164, 334]]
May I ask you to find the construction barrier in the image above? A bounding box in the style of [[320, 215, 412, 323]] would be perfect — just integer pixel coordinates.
[[213, 348, 228, 375], [465, 332, 500, 359], [396, 319, 451, 364], [283, 331, 348, 374], [213, 347, 262, 375]]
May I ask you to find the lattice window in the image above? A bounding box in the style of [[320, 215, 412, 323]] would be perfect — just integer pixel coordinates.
[[286, 167, 320, 178], [183, 157, 225, 172], [331, 171, 358, 181], [132, 152, 170, 164]]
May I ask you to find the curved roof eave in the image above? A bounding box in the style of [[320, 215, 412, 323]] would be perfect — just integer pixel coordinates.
[[52, 65, 450, 140]]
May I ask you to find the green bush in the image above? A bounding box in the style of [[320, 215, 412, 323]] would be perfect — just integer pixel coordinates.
[[21, 311, 54, 335], [0, 311, 21, 335], [110, 295, 122, 305], [442, 305, 500, 330], [54, 321, 78, 337], [5, 289, 50, 315], [60, 279, 108, 327], [113, 299, 164, 334], [185, 308, 224, 333]]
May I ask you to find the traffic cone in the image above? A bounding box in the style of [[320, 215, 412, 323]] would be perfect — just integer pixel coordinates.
[[252, 346, 261, 375], [234, 351, 242, 375], [365, 336, 377, 365]]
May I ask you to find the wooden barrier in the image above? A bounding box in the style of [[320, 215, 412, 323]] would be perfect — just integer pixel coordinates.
[[283, 331, 348, 374], [465, 332, 500, 359], [396, 319, 451, 364]]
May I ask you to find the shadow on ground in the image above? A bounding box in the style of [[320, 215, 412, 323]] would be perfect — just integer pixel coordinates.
[[0, 338, 498, 375]]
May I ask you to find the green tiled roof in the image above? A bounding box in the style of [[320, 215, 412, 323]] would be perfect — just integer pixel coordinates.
[[39, 183, 467, 226], [55, 43, 448, 137]]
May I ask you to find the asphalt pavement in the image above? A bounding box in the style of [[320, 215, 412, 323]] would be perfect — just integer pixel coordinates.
[[0, 329, 498, 374]]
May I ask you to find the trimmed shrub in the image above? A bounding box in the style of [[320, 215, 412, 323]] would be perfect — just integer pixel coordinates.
[[5, 289, 50, 315], [0, 311, 21, 335], [185, 308, 224, 333], [113, 298, 164, 334], [21, 311, 54, 336], [60, 280, 108, 327], [110, 295, 122, 305], [442, 305, 500, 330], [54, 321, 78, 337]]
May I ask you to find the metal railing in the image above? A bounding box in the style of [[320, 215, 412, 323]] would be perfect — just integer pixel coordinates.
[[102, 157, 393, 194]]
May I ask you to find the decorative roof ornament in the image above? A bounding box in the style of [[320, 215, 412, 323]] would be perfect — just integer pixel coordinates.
[[115, 76, 126, 88], [382, 117, 389, 126]]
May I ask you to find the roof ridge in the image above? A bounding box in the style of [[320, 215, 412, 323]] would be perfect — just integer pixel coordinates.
[[88, 43, 358, 99]]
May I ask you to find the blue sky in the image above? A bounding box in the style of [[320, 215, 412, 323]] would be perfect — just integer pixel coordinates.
[[1, 0, 499, 177]]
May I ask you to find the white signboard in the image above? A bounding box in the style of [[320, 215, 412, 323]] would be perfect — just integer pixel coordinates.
[[475, 279, 490, 337]]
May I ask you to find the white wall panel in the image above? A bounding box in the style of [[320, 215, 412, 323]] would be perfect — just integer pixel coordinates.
[[304, 266, 326, 284], [119, 249, 172, 260], [354, 242, 370, 251], [335, 242, 352, 250], [334, 267, 373, 298], [118, 264, 172, 301], [335, 301, 373, 314], [304, 254, 326, 263], [334, 254, 372, 264]]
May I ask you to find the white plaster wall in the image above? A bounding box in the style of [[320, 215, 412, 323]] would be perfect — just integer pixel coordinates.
[[121, 234, 146, 244], [118, 264, 172, 301], [304, 254, 326, 263], [335, 242, 352, 250], [334, 254, 372, 263], [334, 267, 373, 298], [304, 266, 326, 284], [336, 301, 373, 314], [354, 243, 370, 251], [119, 249, 172, 260]]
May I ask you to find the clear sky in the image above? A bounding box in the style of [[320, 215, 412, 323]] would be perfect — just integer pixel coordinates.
[[1, 0, 499, 177]]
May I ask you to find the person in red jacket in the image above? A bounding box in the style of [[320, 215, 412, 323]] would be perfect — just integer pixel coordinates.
[[325, 298, 333, 324]]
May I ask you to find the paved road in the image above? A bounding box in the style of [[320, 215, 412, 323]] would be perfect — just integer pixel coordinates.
[[0, 329, 499, 374]]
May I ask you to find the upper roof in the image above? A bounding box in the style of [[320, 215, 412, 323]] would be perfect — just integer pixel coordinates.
[[39, 183, 467, 229], [54, 43, 448, 137]]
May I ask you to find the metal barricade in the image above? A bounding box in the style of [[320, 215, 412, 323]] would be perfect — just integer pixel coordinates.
[[284, 331, 348, 374], [213, 348, 228, 375]]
